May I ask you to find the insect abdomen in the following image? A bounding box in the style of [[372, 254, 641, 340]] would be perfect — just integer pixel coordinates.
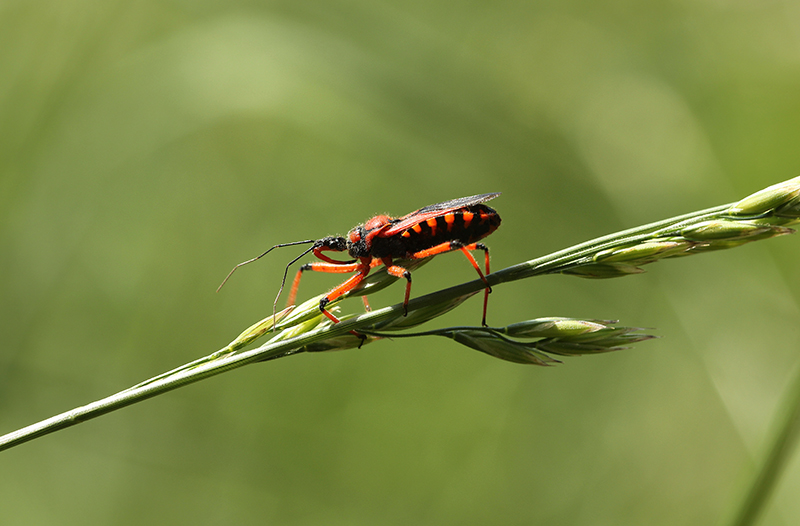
[[372, 204, 501, 258]]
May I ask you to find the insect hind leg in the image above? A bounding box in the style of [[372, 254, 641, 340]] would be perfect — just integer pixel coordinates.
[[408, 240, 493, 326]]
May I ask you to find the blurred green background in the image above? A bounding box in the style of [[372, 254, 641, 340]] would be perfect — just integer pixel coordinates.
[[2, 0, 800, 524]]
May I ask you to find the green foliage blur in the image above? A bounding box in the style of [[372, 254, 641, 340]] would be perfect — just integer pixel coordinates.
[[2, 1, 800, 524]]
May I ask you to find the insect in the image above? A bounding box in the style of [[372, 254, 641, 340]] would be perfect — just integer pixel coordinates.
[[219, 193, 502, 326]]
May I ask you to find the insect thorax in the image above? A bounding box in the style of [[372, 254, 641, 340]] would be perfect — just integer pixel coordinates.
[[346, 226, 371, 258]]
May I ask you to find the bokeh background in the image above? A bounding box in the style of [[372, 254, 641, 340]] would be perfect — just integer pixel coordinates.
[[2, 1, 800, 524]]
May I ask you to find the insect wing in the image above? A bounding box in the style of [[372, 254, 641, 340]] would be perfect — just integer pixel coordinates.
[[383, 192, 500, 236]]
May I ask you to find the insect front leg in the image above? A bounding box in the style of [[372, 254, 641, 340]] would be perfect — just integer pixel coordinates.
[[286, 260, 361, 308], [316, 260, 373, 324]]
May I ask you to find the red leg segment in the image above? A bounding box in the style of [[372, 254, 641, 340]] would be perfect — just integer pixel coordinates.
[[318, 267, 371, 323], [365, 241, 493, 325], [290, 241, 492, 326], [287, 260, 361, 307], [382, 257, 412, 315], [287, 258, 374, 324]]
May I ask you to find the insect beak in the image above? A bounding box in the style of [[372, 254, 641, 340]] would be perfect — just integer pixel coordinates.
[[317, 236, 348, 252]]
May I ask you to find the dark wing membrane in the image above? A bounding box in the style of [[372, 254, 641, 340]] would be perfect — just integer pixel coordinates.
[[383, 192, 500, 236]]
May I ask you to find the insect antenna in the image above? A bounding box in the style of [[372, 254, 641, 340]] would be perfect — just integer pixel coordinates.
[[271, 243, 319, 319], [216, 239, 316, 292]]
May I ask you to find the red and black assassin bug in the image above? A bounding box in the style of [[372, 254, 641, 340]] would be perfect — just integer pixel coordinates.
[[219, 193, 502, 326]]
